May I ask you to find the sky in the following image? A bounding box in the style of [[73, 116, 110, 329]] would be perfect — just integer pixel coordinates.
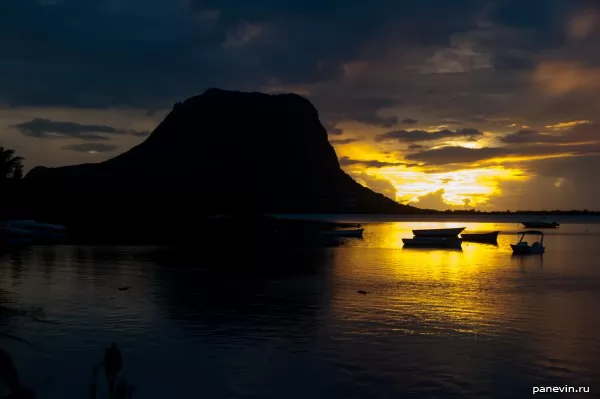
[[1, 0, 600, 211]]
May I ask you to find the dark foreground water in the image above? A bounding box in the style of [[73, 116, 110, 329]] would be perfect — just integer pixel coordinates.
[[2, 220, 600, 398]]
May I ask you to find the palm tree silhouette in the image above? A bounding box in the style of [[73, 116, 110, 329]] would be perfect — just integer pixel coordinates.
[[0, 146, 24, 180]]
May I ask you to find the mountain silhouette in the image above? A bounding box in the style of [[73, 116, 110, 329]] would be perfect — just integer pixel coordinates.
[[18, 89, 422, 242]]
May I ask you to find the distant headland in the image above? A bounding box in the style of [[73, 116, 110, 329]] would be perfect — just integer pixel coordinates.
[[2, 89, 422, 243], [24, 88, 424, 215], [1, 89, 598, 244]]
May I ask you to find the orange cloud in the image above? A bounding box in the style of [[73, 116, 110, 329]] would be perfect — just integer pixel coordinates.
[[568, 10, 598, 40], [534, 61, 600, 95], [342, 60, 370, 80]]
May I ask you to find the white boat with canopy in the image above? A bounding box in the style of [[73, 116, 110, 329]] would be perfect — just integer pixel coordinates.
[[511, 230, 545, 254]]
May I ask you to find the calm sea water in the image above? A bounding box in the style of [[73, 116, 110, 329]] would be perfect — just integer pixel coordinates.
[[2, 219, 600, 398]]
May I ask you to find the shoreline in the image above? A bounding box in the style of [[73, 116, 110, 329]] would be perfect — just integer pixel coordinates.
[[3, 214, 600, 250], [272, 213, 600, 224]]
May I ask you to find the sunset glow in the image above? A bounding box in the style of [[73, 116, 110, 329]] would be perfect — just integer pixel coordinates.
[[327, 101, 600, 210], [349, 166, 526, 208], [2, 0, 600, 211], [331, 122, 539, 209]]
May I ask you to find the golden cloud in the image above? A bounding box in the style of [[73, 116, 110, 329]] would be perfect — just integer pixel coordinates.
[[545, 120, 592, 129], [380, 166, 528, 207]]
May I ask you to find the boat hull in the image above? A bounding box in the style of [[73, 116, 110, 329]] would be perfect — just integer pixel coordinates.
[[511, 244, 545, 254], [461, 231, 499, 244], [0, 220, 68, 245], [412, 227, 465, 237], [402, 237, 463, 249], [520, 222, 559, 228]]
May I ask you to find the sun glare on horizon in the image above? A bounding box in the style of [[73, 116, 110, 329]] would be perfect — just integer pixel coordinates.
[[383, 166, 528, 208], [333, 132, 531, 210]]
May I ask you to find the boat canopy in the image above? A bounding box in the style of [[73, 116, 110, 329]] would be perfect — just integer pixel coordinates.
[[516, 230, 545, 246]]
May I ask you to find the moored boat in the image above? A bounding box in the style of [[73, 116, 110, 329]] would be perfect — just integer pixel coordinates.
[[0, 220, 67, 241], [412, 227, 465, 237], [460, 231, 500, 244], [520, 220, 559, 228], [402, 237, 463, 249], [511, 230, 545, 254]]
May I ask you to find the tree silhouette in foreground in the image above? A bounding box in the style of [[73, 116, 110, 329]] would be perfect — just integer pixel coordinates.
[[0, 147, 24, 181]]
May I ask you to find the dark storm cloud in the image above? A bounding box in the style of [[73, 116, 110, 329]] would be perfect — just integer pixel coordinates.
[[404, 123, 600, 171], [464, 116, 488, 124], [325, 108, 398, 127], [489, 0, 573, 47], [313, 96, 400, 127], [323, 121, 343, 135], [338, 156, 403, 168], [0, 1, 248, 107], [0, 0, 486, 109], [408, 144, 426, 150], [349, 98, 399, 126], [499, 129, 565, 144], [406, 147, 505, 165], [376, 128, 483, 143], [492, 54, 535, 71], [355, 114, 398, 128], [61, 143, 119, 153], [191, 0, 482, 46], [405, 143, 600, 166], [402, 118, 419, 125], [439, 119, 463, 125], [500, 124, 600, 144], [12, 118, 148, 141], [0, 0, 593, 139]]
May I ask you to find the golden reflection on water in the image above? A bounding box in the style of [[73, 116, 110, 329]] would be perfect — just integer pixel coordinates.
[[330, 222, 521, 338], [357, 221, 522, 250], [2, 225, 600, 397], [327, 220, 600, 386]]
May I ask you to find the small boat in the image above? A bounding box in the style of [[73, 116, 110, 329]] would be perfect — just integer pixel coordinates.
[[0, 225, 33, 237], [0, 220, 67, 240], [402, 237, 463, 249], [511, 230, 545, 254], [520, 220, 559, 229], [412, 227, 465, 237], [460, 231, 500, 244]]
